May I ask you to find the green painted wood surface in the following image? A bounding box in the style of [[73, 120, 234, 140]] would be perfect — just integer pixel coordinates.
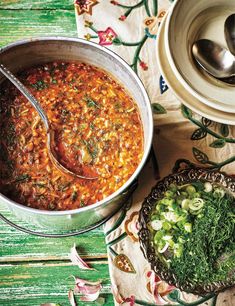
[[0, 207, 108, 262], [0, 0, 74, 9], [0, 9, 77, 47], [0, 261, 113, 305], [0, 1, 114, 304]]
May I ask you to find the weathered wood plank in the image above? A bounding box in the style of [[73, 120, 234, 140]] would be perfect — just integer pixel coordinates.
[[0, 206, 108, 261], [0, 295, 114, 306], [0, 4, 113, 305], [0, 261, 114, 306], [0, 9, 77, 48], [0, 0, 74, 10], [0, 3, 108, 262]]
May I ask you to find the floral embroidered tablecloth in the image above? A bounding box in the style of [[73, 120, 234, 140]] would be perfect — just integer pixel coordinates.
[[74, 0, 235, 305]]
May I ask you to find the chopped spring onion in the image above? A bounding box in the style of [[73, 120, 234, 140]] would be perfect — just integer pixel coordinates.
[[213, 187, 225, 199], [158, 242, 169, 253], [150, 179, 234, 286], [181, 199, 190, 210], [204, 182, 213, 193], [189, 198, 204, 211], [151, 220, 162, 231]]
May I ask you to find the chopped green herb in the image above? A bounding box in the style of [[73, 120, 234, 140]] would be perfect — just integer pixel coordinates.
[[14, 174, 31, 183], [61, 109, 70, 116], [33, 183, 46, 188], [36, 194, 46, 200], [58, 182, 71, 191], [71, 191, 78, 202], [114, 102, 121, 110], [84, 96, 100, 109], [48, 202, 56, 210], [31, 80, 48, 90], [80, 123, 87, 130], [80, 200, 85, 207], [90, 122, 95, 130], [171, 190, 235, 284], [150, 181, 235, 286], [82, 139, 98, 161]]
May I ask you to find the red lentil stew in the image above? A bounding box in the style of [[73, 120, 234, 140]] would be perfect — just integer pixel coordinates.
[[0, 62, 143, 210]]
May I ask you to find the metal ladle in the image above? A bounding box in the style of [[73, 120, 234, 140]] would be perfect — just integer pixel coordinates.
[[192, 39, 235, 82], [225, 14, 235, 56], [0, 63, 97, 180]]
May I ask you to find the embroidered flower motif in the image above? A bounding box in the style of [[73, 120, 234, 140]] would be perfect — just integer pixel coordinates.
[[113, 254, 136, 273], [157, 9, 166, 22], [97, 27, 118, 45], [145, 28, 157, 39], [84, 33, 91, 40], [74, 0, 99, 16], [139, 60, 148, 71], [124, 211, 139, 242], [84, 20, 93, 27], [146, 271, 175, 305], [143, 16, 158, 36], [159, 75, 169, 94], [119, 15, 127, 21], [144, 16, 157, 29], [125, 295, 135, 306], [110, 0, 119, 4]]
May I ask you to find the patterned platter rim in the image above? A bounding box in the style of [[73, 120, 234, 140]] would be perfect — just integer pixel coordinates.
[[138, 167, 235, 295]]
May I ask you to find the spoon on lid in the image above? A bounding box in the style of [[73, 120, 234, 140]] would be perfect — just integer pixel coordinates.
[[192, 39, 235, 82], [224, 14, 235, 56], [0, 63, 97, 180]]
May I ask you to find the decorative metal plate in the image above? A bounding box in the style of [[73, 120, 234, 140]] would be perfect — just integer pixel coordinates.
[[138, 167, 235, 295]]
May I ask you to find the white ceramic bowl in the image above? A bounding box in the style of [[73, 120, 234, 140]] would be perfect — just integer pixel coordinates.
[[164, 0, 235, 113], [157, 15, 235, 125]]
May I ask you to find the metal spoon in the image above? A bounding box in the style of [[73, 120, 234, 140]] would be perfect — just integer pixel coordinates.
[[0, 63, 97, 180], [225, 14, 235, 56], [192, 39, 235, 80]]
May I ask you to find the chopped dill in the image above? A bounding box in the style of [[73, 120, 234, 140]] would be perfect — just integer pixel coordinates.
[[170, 186, 235, 285], [71, 191, 78, 202], [14, 174, 31, 183], [31, 80, 48, 90], [84, 95, 100, 109]]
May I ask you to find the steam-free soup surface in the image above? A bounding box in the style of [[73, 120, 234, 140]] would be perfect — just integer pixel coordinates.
[[0, 62, 143, 210]]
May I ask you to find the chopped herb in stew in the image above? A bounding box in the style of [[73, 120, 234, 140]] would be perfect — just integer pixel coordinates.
[[0, 62, 143, 210]]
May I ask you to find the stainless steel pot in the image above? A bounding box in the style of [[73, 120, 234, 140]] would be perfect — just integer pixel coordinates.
[[0, 37, 153, 235]]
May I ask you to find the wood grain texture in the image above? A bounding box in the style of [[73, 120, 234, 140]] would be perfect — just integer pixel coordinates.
[[0, 9, 77, 47], [0, 217, 107, 262], [0, 1, 114, 305], [0, 0, 74, 10], [0, 219, 108, 262], [0, 261, 113, 306]]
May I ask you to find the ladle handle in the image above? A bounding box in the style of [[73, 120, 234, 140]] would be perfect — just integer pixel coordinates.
[[0, 63, 49, 131]]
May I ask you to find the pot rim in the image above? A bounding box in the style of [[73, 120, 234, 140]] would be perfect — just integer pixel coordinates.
[[0, 36, 153, 216]]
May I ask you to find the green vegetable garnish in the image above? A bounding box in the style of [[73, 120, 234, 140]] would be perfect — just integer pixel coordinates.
[[14, 174, 31, 183], [149, 181, 235, 286]]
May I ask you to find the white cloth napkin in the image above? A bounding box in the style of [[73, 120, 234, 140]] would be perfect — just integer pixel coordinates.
[[74, 0, 235, 304]]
